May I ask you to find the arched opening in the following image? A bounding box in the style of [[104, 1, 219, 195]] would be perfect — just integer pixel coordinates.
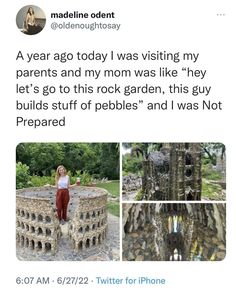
[[21, 236, 24, 247], [21, 210, 25, 217], [17, 209, 20, 216], [21, 222, 25, 229], [92, 237, 96, 246], [98, 234, 101, 244], [92, 211, 96, 218], [185, 168, 192, 177], [185, 143, 190, 150], [37, 241, 42, 251], [78, 227, 83, 233], [26, 212, 30, 219], [30, 240, 35, 250], [38, 227, 43, 235], [86, 212, 90, 219], [25, 224, 29, 231], [46, 228, 52, 236], [185, 153, 192, 165], [31, 213, 36, 220], [80, 213, 84, 220], [38, 214, 43, 222], [92, 224, 96, 230], [45, 216, 51, 223], [85, 225, 89, 232], [78, 241, 83, 250], [85, 238, 90, 248], [97, 211, 100, 216], [31, 226, 35, 233], [45, 242, 51, 252], [16, 221, 20, 228], [25, 238, 29, 247]]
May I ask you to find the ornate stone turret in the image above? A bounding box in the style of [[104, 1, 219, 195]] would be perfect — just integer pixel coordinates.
[[142, 143, 202, 200]]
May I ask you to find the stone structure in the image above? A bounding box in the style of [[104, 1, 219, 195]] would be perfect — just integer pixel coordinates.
[[122, 174, 142, 193], [16, 194, 61, 255], [123, 203, 226, 261], [142, 143, 202, 200], [16, 186, 108, 257], [68, 191, 108, 251]]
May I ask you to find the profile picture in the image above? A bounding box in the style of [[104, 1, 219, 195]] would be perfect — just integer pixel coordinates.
[[16, 5, 46, 35]]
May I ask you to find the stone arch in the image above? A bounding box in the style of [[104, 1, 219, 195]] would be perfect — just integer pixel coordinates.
[[85, 225, 90, 232], [98, 234, 101, 244], [45, 242, 51, 252], [185, 168, 192, 177], [45, 216, 51, 223], [25, 224, 29, 231], [85, 238, 90, 248], [80, 213, 84, 220], [97, 222, 100, 228], [30, 240, 35, 250], [31, 226, 35, 233], [26, 212, 30, 219], [17, 209, 20, 216], [21, 210, 25, 217], [38, 227, 43, 235], [92, 236, 96, 246], [25, 238, 29, 247], [185, 153, 192, 165], [46, 228, 51, 236], [38, 214, 43, 222], [16, 221, 20, 228], [78, 227, 83, 233], [21, 222, 25, 229], [78, 241, 83, 250], [31, 213, 36, 220], [92, 211, 96, 218], [86, 212, 90, 219], [92, 224, 96, 230], [37, 241, 42, 251], [97, 210, 100, 216], [21, 236, 24, 247]]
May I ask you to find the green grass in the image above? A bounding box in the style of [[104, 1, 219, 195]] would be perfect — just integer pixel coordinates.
[[202, 178, 223, 200], [202, 165, 223, 181], [107, 201, 120, 217], [96, 180, 119, 197]]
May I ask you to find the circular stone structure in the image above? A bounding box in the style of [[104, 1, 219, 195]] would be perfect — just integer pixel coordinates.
[[16, 186, 108, 256]]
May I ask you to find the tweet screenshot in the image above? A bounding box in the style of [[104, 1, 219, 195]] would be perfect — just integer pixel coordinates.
[[1, 0, 235, 291]]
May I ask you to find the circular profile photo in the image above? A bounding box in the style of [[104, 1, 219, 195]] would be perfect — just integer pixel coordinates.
[[16, 5, 46, 35]]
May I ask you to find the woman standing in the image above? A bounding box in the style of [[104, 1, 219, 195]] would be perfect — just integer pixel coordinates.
[[55, 165, 70, 224]]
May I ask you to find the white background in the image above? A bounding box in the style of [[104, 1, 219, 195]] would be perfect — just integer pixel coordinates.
[[1, 0, 236, 291]]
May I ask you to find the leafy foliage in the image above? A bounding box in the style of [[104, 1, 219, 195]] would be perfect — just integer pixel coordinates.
[[16, 143, 119, 186], [16, 162, 30, 189]]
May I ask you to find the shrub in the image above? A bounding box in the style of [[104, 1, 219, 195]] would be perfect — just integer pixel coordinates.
[[16, 162, 30, 189]]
